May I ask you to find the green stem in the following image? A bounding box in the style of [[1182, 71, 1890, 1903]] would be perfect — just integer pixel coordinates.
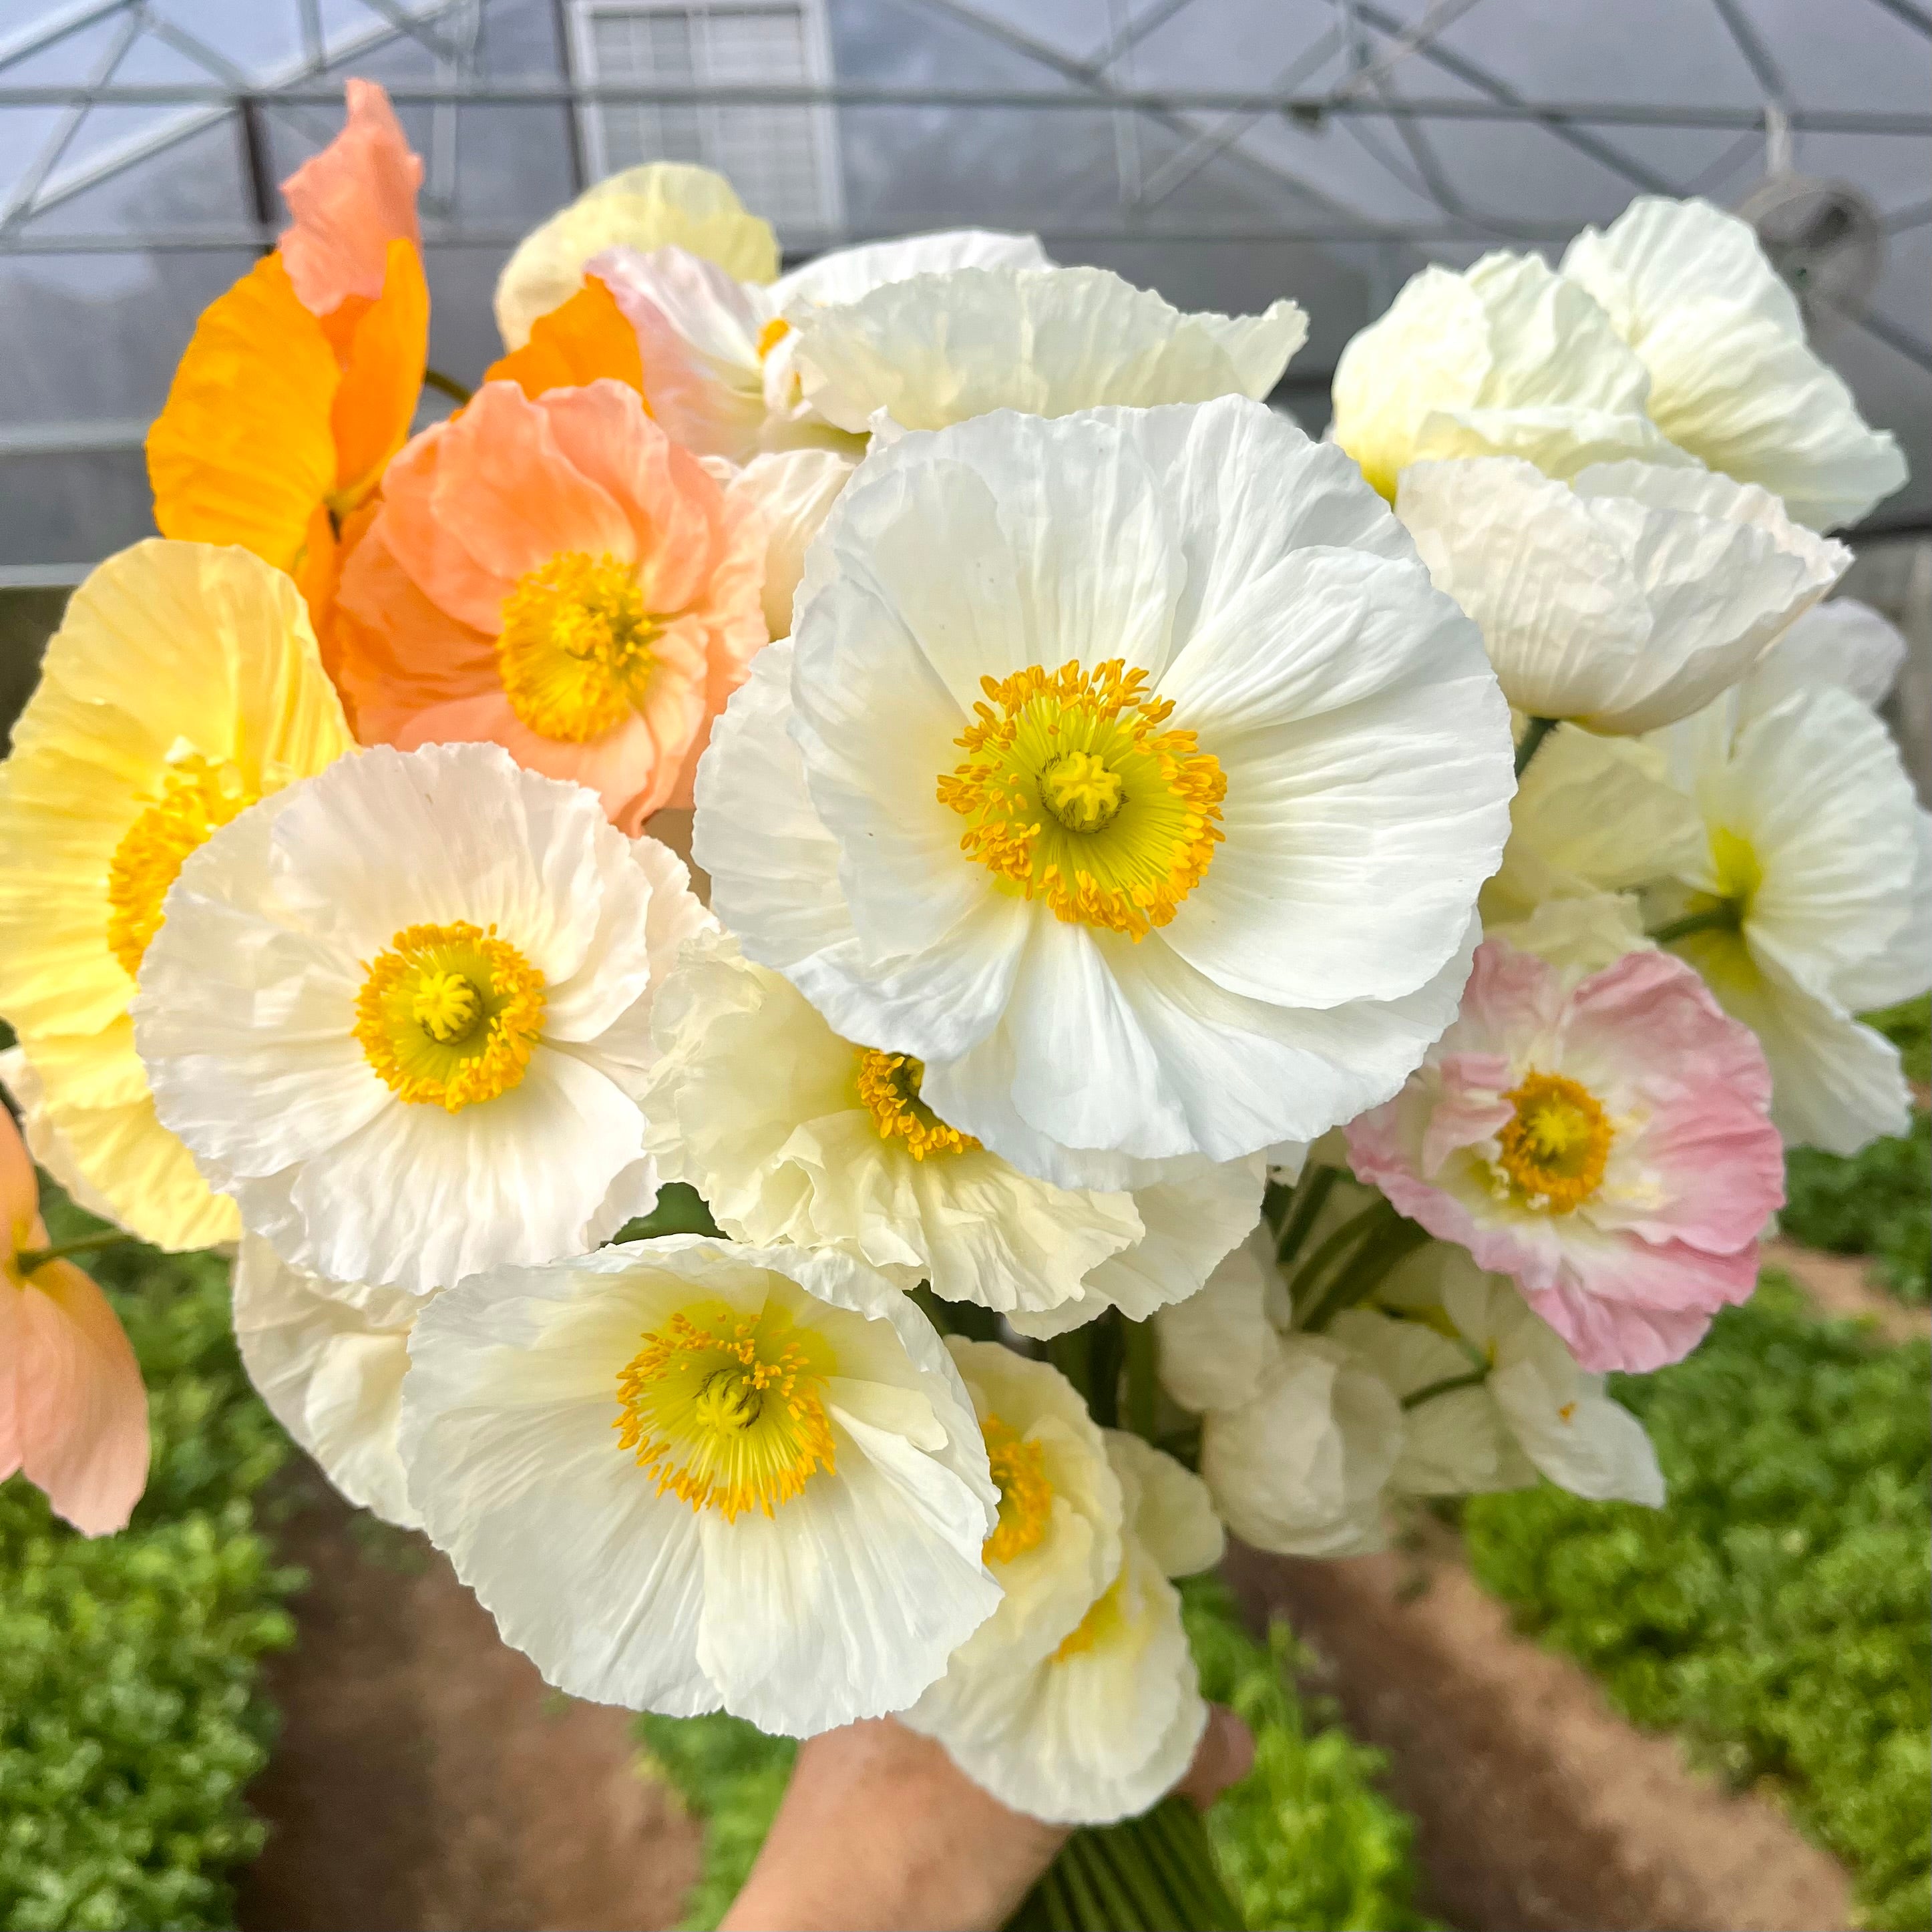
[[1047, 1330, 1093, 1406], [11, 1229, 136, 1275], [1649, 904, 1740, 946], [1298, 1210, 1430, 1334], [1008, 1802, 1243, 1931], [1402, 1366, 1489, 1410], [1087, 1312, 1124, 1429], [1515, 713, 1559, 778], [1274, 1164, 1338, 1267], [1123, 1315, 1159, 1441], [422, 365, 473, 404], [1282, 1199, 1386, 1323]]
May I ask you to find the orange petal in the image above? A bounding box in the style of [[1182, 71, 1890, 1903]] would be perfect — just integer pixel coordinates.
[[3, 1260, 150, 1537], [279, 78, 424, 319], [147, 253, 341, 572], [483, 275, 646, 403], [331, 236, 430, 507]]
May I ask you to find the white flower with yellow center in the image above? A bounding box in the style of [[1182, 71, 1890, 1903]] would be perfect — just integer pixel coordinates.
[[398, 1235, 999, 1732], [1560, 196, 1907, 531], [132, 743, 708, 1292], [0, 541, 354, 1249], [789, 263, 1306, 435], [594, 230, 1052, 461], [1396, 457, 1846, 733], [233, 1235, 421, 1527], [694, 398, 1515, 1191], [494, 162, 779, 352], [642, 930, 1263, 1330], [903, 1348, 1222, 1826], [1329, 250, 1687, 501]]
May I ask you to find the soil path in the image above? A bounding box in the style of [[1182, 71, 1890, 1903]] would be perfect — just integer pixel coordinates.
[[239, 1474, 699, 1932], [1766, 1237, 1931, 1344], [1229, 1530, 1853, 1932]]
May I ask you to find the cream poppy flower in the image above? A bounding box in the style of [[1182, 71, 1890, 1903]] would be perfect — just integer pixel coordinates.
[[1330, 250, 1686, 500], [594, 229, 1052, 460], [904, 1381, 1221, 1827], [1333, 1250, 1664, 1507], [721, 447, 856, 640], [0, 541, 354, 1249], [791, 263, 1307, 435], [233, 1235, 421, 1527], [494, 162, 779, 353], [1561, 196, 1907, 531], [399, 1235, 999, 1733], [1157, 1233, 1402, 1557], [642, 930, 1262, 1328], [1735, 596, 1907, 725], [132, 743, 708, 1293], [1397, 457, 1845, 733], [693, 398, 1515, 1191]]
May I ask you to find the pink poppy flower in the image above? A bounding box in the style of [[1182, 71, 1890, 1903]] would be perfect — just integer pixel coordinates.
[[1, 1108, 149, 1536], [1346, 940, 1784, 1372], [278, 77, 424, 318], [333, 377, 769, 832]]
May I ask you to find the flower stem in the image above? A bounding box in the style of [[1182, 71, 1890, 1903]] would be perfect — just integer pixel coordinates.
[[1087, 1311, 1125, 1428], [1282, 1199, 1386, 1323], [1298, 1205, 1430, 1333], [422, 365, 473, 404], [11, 1229, 135, 1276], [1401, 1366, 1489, 1409], [1123, 1314, 1159, 1441], [1006, 1800, 1243, 1931], [1649, 904, 1740, 946], [1515, 714, 1560, 778], [1274, 1164, 1338, 1267]]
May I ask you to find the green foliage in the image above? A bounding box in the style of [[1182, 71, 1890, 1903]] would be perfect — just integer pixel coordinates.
[[1464, 1275, 1932, 1932], [1, 1191, 299, 1932], [1181, 1576, 1439, 1932], [634, 1578, 1435, 1932], [1783, 1111, 1930, 1304], [1872, 995, 1932, 1091]]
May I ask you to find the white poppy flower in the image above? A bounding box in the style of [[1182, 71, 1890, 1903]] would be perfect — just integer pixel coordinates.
[[1158, 1234, 1402, 1557], [233, 1234, 420, 1527], [1334, 1250, 1664, 1507], [134, 743, 709, 1292], [642, 930, 1261, 1328], [693, 398, 1515, 1192], [906, 1408, 1221, 1826], [790, 264, 1307, 435], [721, 447, 856, 640], [1397, 457, 1846, 733], [1736, 596, 1907, 725], [494, 162, 779, 352], [399, 1235, 999, 1733], [1561, 196, 1907, 531], [595, 229, 1051, 460], [1330, 250, 1686, 500]]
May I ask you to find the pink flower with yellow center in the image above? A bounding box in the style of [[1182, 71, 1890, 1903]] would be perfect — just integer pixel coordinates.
[[1346, 939, 1784, 1372], [333, 377, 768, 833]]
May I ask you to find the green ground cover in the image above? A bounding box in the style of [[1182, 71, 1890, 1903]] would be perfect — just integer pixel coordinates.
[[637, 1575, 1437, 1932], [0, 1190, 298, 1932], [1463, 1273, 1932, 1932]]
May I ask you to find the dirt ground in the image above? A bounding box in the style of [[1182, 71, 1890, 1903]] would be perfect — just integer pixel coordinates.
[[1228, 1529, 1853, 1932], [238, 1473, 699, 1932], [1766, 1235, 1932, 1344]]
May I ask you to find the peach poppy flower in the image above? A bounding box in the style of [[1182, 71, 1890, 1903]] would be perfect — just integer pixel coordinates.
[[1, 1107, 149, 1537], [484, 274, 644, 403], [146, 80, 427, 627], [333, 378, 768, 831]]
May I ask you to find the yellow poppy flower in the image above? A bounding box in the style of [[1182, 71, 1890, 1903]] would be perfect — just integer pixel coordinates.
[[0, 540, 355, 1248]]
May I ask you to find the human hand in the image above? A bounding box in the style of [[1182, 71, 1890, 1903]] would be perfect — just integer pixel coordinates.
[[718, 1706, 1254, 1932]]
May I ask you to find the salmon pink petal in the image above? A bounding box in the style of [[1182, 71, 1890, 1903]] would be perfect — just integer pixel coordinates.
[[1522, 1235, 1758, 1373], [279, 79, 424, 317], [371, 424, 518, 634], [1, 1107, 43, 1256], [4, 1260, 149, 1535]]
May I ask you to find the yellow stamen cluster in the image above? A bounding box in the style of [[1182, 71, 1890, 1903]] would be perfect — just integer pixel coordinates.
[[615, 1298, 836, 1519], [853, 1046, 980, 1160], [981, 1413, 1053, 1565], [755, 316, 792, 361], [1054, 1573, 1125, 1662], [496, 550, 656, 743], [1497, 1071, 1611, 1213], [353, 920, 546, 1111], [937, 659, 1225, 939], [105, 756, 259, 977]]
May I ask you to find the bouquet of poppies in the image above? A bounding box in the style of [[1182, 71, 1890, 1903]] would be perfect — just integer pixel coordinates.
[[3, 80, 1923, 1931]]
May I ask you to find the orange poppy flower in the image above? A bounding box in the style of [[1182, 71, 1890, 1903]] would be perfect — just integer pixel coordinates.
[[484, 274, 644, 402], [146, 80, 427, 634]]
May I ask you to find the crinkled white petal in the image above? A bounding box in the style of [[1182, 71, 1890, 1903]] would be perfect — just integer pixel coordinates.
[[401, 1236, 996, 1730], [1739, 597, 1907, 723], [772, 228, 1050, 310], [233, 1235, 421, 1525], [1155, 1227, 1278, 1413], [722, 447, 855, 639]]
